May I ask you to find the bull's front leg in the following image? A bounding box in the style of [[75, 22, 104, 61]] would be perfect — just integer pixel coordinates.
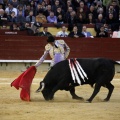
[[48, 80, 65, 100], [48, 88, 57, 100], [70, 87, 84, 100]]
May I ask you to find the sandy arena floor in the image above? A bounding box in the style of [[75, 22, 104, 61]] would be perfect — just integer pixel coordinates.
[[0, 70, 120, 120]]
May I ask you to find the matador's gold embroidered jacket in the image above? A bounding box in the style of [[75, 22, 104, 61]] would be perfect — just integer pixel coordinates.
[[35, 40, 70, 67]]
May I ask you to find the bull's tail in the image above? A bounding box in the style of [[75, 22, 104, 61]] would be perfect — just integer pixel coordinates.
[[111, 60, 120, 65], [111, 60, 120, 73]]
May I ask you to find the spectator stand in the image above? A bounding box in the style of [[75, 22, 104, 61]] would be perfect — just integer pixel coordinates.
[[0, 23, 96, 36]]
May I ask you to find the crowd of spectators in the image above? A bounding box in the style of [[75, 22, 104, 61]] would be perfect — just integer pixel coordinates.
[[0, 0, 120, 37]]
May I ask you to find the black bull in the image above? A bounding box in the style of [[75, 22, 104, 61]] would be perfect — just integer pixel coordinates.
[[36, 58, 120, 102]]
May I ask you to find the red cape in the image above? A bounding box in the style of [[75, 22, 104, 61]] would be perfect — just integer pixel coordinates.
[[11, 66, 36, 101]]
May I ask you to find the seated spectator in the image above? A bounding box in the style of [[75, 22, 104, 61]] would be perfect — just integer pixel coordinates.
[[77, 7, 86, 20], [10, 0, 19, 8], [39, 1, 47, 13], [24, 4, 31, 17], [106, 13, 118, 31], [78, 1, 88, 13], [72, 0, 81, 8], [56, 26, 68, 37], [106, 5, 117, 20], [95, 14, 106, 32], [34, 3, 44, 16], [96, 25, 108, 38], [18, 21, 34, 35], [0, 9, 8, 26], [7, 11, 17, 22], [5, 2, 17, 17], [64, 6, 73, 23], [16, 10, 26, 23], [26, 10, 36, 23], [75, 23, 83, 33], [76, 13, 86, 24], [95, 14, 106, 24], [82, 25, 94, 38], [86, 4, 97, 19], [86, 13, 95, 24], [83, 0, 91, 8], [67, 11, 77, 24], [106, 13, 116, 24], [97, 7, 106, 19], [35, 11, 47, 24], [52, 0, 61, 13], [103, 0, 110, 6], [55, 14, 65, 28], [112, 26, 120, 38], [55, 6, 64, 18], [34, 28, 41, 36], [34, 1, 47, 16], [43, 4, 52, 17], [42, 0, 50, 6], [43, 0, 50, 5], [31, 19, 42, 33], [47, 11, 57, 24], [95, 0, 106, 14], [10, 23, 20, 31], [35, 26, 52, 36], [57, 14, 65, 24], [64, 0, 75, 12], [24, 21, 34, 36], [0, 0, 4, 10], [111, 0, 119, 20], [104, 24, 112, 33], [30, 0, 36, 14], [20, 22, 31, 30], [68, 26, 85, 38], [17, 4, 25, 17]]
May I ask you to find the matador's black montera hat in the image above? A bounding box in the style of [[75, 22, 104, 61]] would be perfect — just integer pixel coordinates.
[[47, 36, 55, 42]]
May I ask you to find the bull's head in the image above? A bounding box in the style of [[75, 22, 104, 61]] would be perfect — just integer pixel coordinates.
[[36, 81, 52, 100]]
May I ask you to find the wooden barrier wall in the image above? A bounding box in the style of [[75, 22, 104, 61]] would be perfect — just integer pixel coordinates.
[[0, 29, 28, 35], [0, 36, 120, 61]]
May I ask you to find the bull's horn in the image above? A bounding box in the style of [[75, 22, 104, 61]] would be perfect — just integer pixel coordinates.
[[36, 82, 45, 93]]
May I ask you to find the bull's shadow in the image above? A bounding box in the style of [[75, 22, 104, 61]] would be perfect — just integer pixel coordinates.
[[36, 58, 120, 103]]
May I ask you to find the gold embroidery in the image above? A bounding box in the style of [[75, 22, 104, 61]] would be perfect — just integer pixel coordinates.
[[45, 40, 66, 58], [57, 40, 64, 44], [45, 44, 51, 50], [49, 47, 54, 58]]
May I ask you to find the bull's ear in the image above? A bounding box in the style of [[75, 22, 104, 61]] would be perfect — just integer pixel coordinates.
[[36, 82, 45, 93]]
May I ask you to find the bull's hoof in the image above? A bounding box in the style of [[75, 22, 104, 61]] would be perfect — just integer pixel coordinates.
[[85, 99, 92, 103], [45, 97, 54, 101], [72, 96, 84, 100], [48, 94, 54, 100], [45, 99, 50, 101], [103, 98, 110, 102], [48, 97, 54, 100]]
